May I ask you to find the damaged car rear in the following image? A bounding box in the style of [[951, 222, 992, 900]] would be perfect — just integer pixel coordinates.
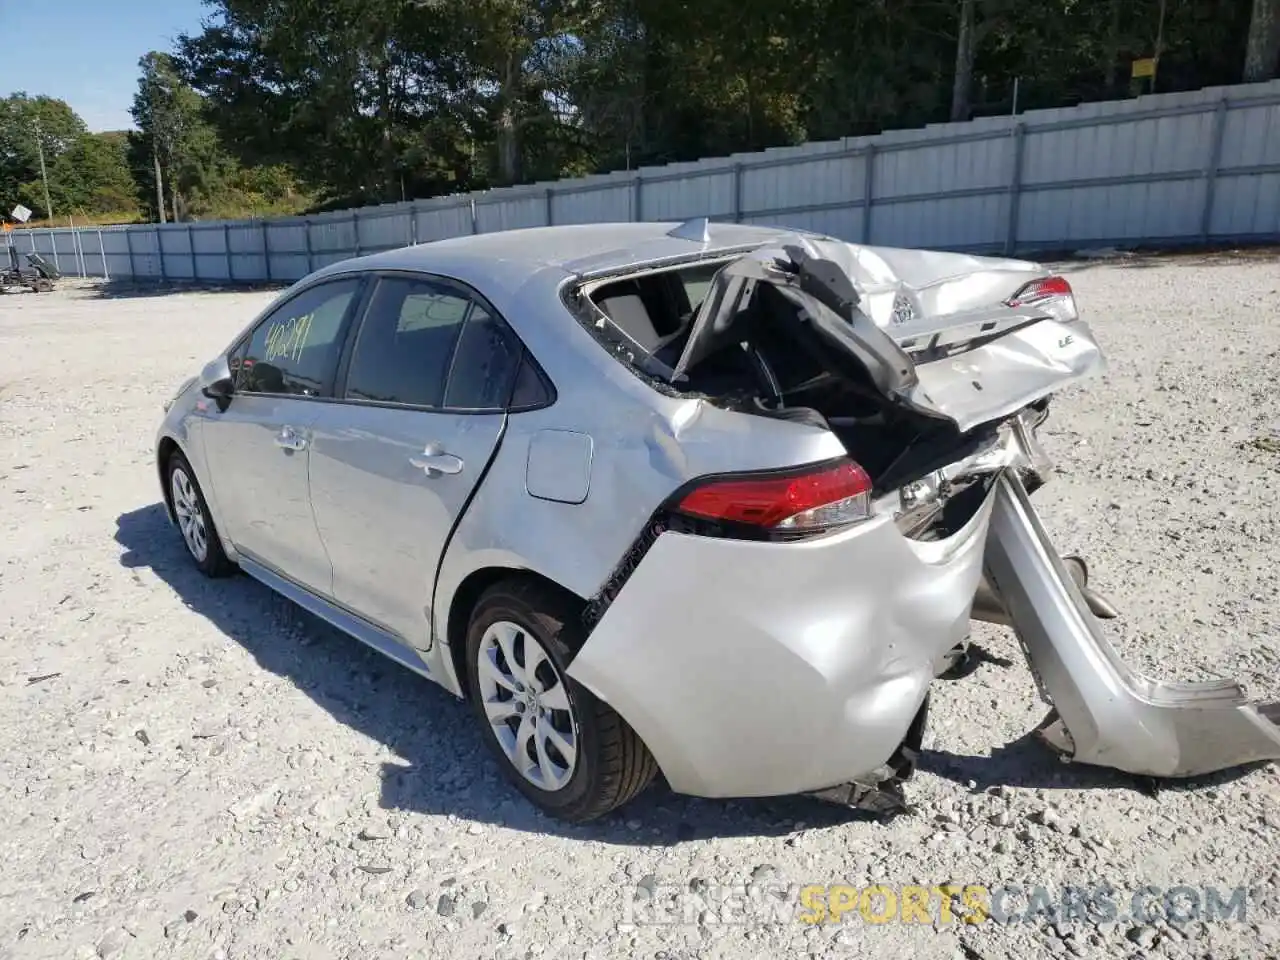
[[157, 220, 1280, 822], [558, 223, 1280, 814]]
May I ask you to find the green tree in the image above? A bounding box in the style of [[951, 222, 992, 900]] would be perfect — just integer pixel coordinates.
[[179, 0, 472, 203], [146, 0, 1276, 211], [0, 93, 87, 218], [131, 51, 223, 222], [44, 132, 139, 216]]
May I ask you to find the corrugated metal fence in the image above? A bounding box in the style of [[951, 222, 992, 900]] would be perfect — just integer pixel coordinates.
[[9, 79, 1280, 285]]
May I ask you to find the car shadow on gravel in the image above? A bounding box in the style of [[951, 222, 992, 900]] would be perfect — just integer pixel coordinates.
[[921, 732, 1264, 798], [116, 502, 872, 843]]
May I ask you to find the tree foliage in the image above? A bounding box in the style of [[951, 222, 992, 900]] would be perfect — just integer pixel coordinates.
[[173, 0, 1273, 208], [1, 94, 85, 217], [128, 51, 309, 221], [3, 0, 1278, 223]]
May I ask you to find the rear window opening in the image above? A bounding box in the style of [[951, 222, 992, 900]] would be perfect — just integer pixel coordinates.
[[588, 262, 723, 361], [577, 259, 971, 491]]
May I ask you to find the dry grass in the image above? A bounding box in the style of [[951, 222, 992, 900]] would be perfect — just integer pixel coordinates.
[[14, 211, 145, 229]]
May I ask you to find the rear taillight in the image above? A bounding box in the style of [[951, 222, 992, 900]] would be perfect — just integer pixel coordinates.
[[674, 458, 873, 537], [1005, 275, 1077, 322]]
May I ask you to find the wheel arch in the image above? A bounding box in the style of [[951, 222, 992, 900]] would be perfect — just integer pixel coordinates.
[[445, 566, 586, 698]]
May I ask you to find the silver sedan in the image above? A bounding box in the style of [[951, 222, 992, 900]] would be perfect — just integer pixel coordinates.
[[156, 221, 1280, 821]]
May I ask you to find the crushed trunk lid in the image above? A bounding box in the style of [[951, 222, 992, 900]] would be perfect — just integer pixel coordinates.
[[670, 236, 1107, 434]]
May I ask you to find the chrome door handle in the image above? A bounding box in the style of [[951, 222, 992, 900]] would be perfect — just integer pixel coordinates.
[[274, 426, 308, 452], [410, 446, 463, 476]]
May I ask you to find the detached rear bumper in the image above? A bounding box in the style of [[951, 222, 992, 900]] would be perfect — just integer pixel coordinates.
[[567, 486, 993, 799], [986, 471, 1280, 777]]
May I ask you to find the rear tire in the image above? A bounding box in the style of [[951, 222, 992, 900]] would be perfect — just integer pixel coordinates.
[[167, 451, 235, 578], [464, 578, 657, 822]]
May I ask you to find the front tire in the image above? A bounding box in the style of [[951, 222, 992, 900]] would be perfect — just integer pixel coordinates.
[[464, 579, 656, 822], [167, 451, 235, 578]]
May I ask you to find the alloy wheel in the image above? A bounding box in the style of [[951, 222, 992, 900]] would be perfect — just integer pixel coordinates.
[[475, 620, 578, 791], [171, 465, 209, 563]]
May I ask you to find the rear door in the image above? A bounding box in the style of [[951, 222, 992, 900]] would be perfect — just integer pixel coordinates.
[[200, 276, 364, 594], [307, 274, 524, 649]]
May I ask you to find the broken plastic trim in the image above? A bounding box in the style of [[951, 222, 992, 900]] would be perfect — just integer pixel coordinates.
[[986, 470, 1280, 779], [806, 694, 928, 817]]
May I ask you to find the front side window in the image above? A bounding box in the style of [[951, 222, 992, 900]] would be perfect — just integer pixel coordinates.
[[238, 279, 361, 396]]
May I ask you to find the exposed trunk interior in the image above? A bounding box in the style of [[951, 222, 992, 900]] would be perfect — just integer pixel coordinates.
[[582, 258, 991, 493]]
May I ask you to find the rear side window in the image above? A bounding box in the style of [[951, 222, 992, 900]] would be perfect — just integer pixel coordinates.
[[345, 277, 474, 408], [509, 356, 552, 409], [443, 305, 522, 410], [238, 279, 360, 396]]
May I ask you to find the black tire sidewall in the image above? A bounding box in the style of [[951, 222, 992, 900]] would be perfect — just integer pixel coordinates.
[[464, 588, 606, 818]]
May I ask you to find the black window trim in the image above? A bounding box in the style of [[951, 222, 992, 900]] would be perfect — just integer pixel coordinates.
[[329, 269, 557, 416], [229, 274, 370, 401]]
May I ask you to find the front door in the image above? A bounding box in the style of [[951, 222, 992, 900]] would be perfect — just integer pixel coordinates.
[[308, 274, 523, 648], [200, 277, 364, 595]]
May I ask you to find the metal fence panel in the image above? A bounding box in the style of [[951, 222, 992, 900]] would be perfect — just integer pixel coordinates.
[[309, 215, 356, 256], [640, 169, 736, 221], [872, 193, 1009, 251], [226, 223, 267, 280], [1210, 172, 1280, 236], [356, 210, 413, 255], [475, 194, 546, 233], [1221, 101, 1280, 167], [415, 201, 473, 241], [550, 182, 632, 225], [740, 151, 866, 218], [12, 79, 1280, 285], [128, 228, 162, 279], [742, 206, 863, 243], [264, 221, 310, 281], [878, 134, 1011, 199], [100, 230, 132, 279], [157, 226, 195, 279]]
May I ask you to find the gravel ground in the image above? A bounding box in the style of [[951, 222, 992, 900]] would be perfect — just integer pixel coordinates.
[[1, 255, 1279, 960]]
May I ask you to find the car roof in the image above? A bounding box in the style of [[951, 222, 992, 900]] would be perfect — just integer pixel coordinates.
[[317, 221, 800, 290]]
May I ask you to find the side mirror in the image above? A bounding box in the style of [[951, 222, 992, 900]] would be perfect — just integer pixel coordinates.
[[200, 356, 235, 410]]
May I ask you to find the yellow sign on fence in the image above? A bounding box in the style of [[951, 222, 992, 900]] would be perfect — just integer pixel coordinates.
[[1132, 57, 1157, 79]]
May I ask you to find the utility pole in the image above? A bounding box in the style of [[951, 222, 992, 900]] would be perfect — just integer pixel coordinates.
[[1154, 0, 1168, 85], [153, 146, 166, 224], [33, 116, 53, 219]]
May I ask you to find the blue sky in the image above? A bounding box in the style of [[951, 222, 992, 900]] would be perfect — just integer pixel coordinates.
[[0, 0, 209, 131]]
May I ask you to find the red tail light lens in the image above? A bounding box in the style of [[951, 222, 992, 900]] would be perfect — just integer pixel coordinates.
[[1005, 275, 1078, 322], [675, 459, 873, 535], [1005, 275, 1071, 305]]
